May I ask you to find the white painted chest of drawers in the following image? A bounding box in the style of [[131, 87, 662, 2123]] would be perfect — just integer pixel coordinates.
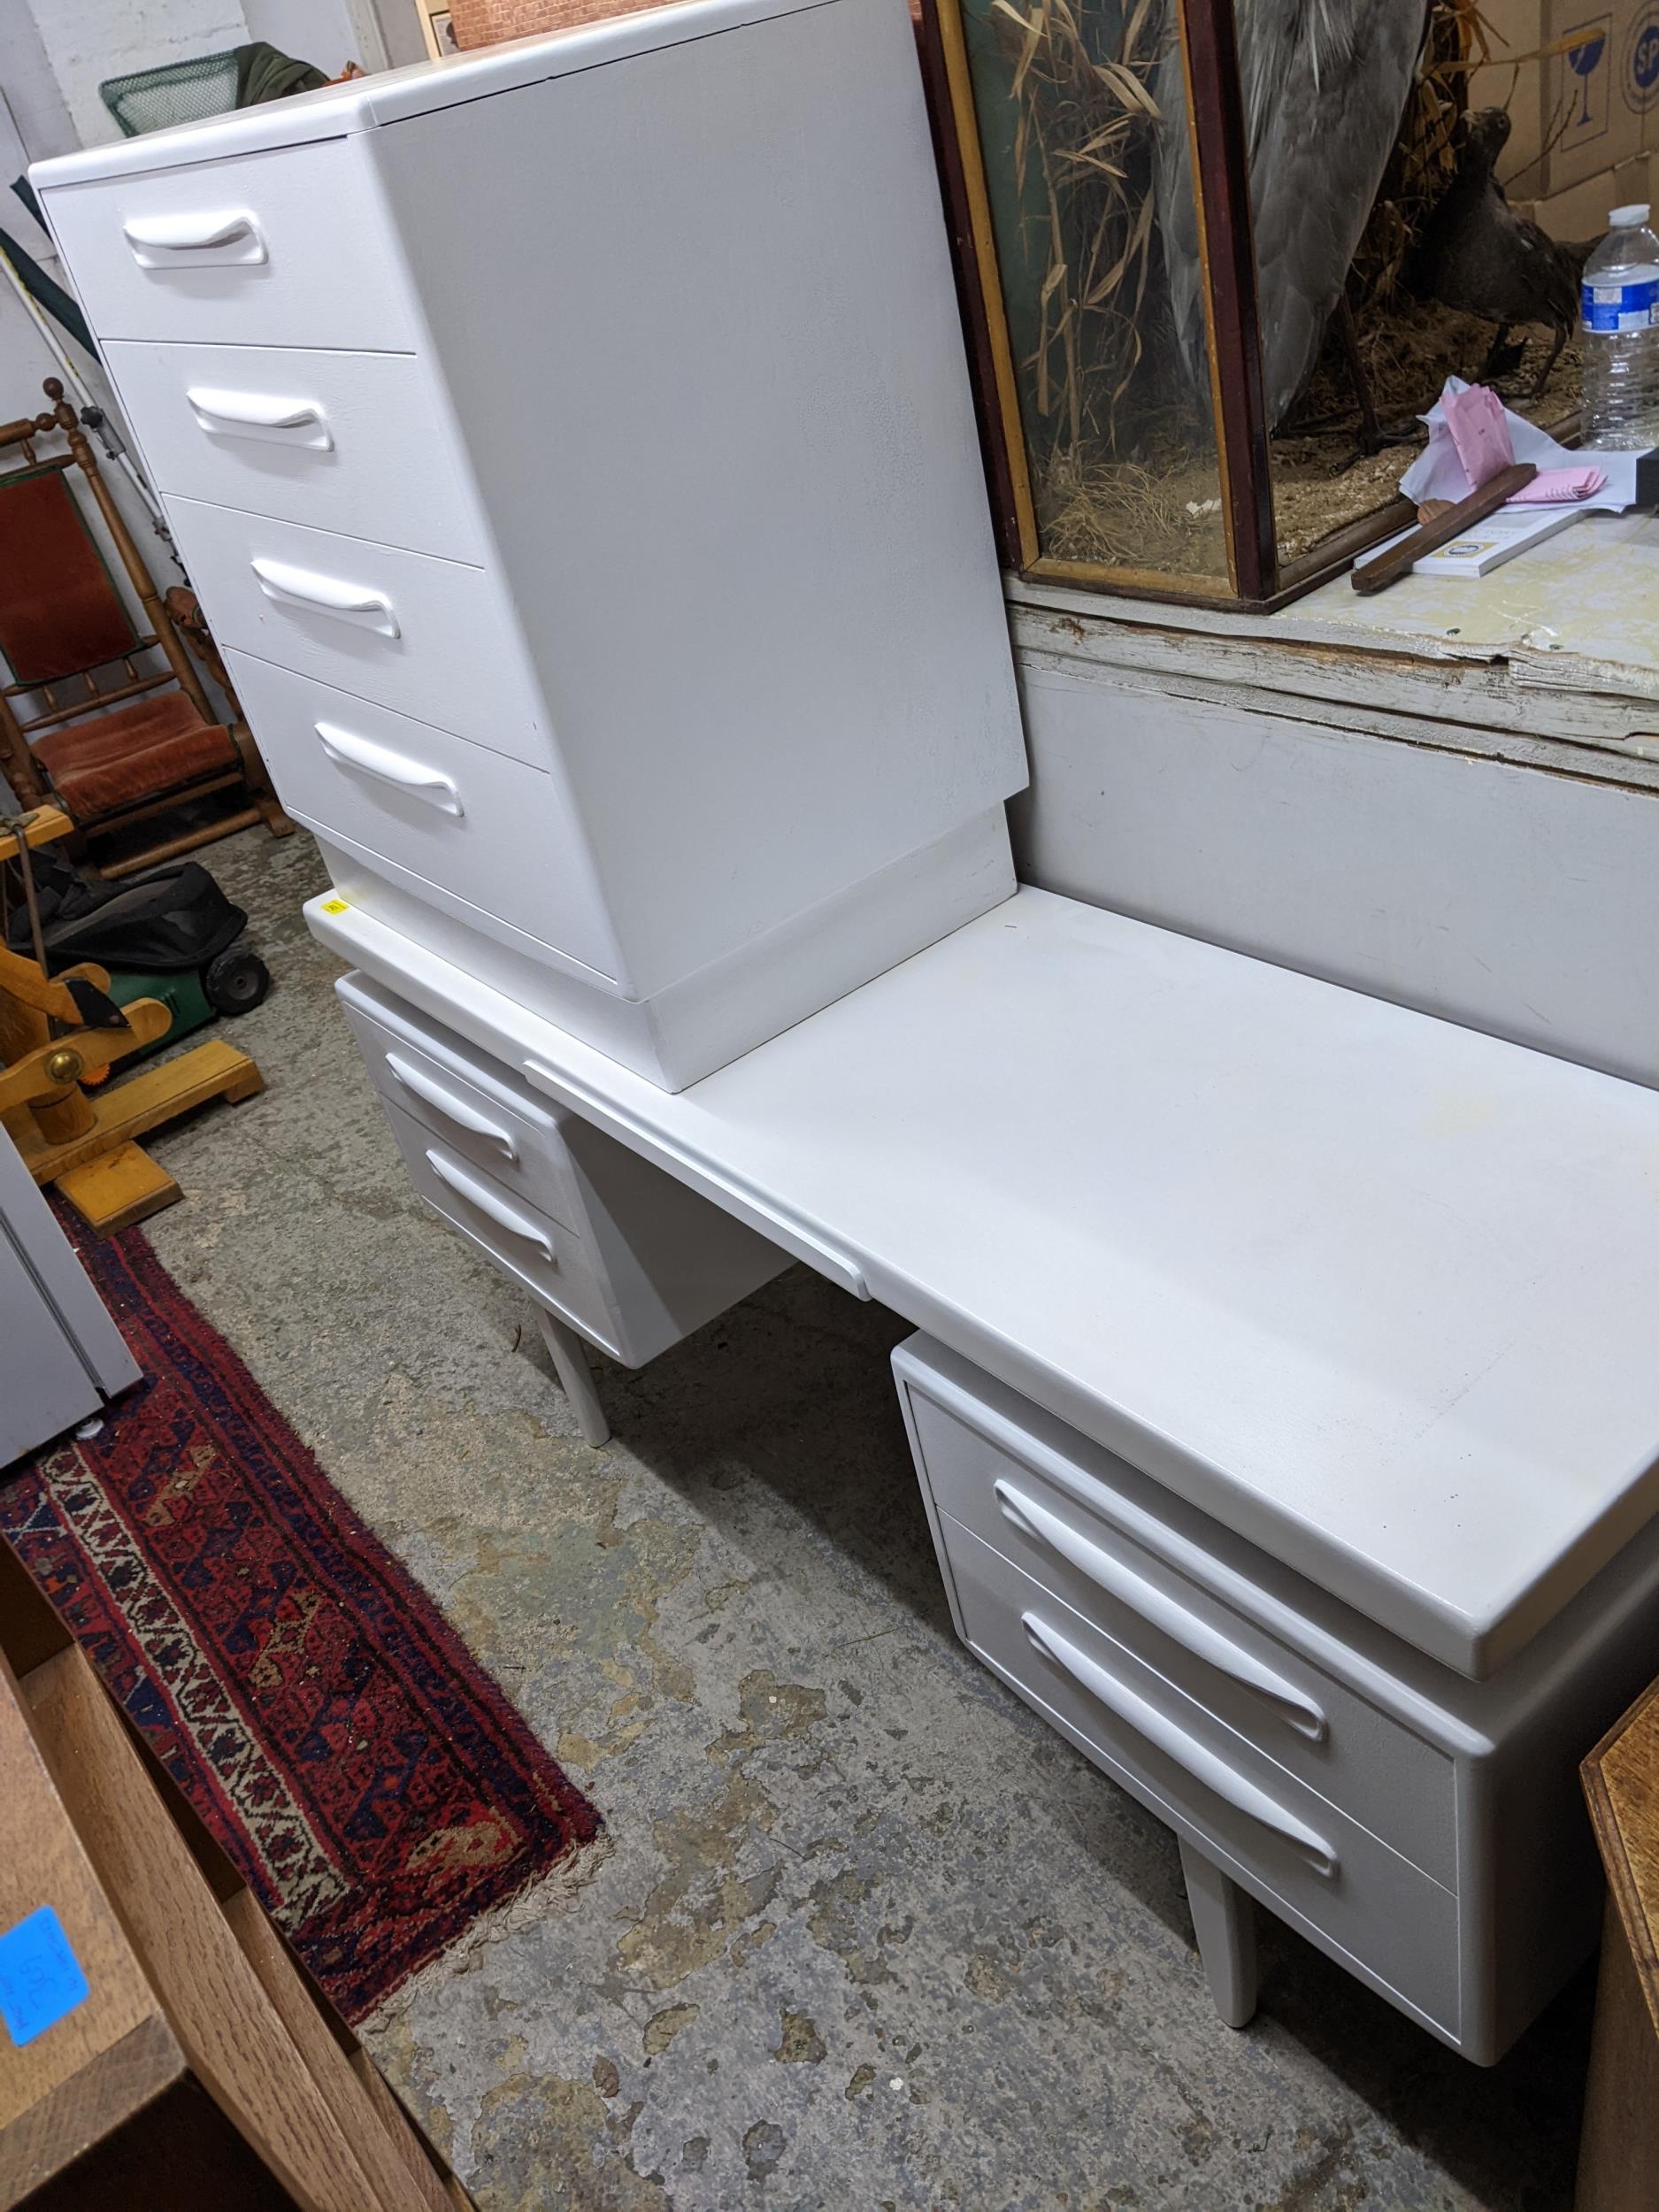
[[33, 0, 1026, 1089], [894, 1333, 1659, 2063], [337, 971, 786, 1370]]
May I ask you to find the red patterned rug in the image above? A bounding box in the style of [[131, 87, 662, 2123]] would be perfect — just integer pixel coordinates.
[[1, 1212, 600, 2023]]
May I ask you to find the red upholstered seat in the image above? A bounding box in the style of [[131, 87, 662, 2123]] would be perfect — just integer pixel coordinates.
[[33, 691, 237, 818]]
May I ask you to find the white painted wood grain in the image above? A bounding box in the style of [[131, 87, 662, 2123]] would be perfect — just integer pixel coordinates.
[[309, 887, 1659, 1682]]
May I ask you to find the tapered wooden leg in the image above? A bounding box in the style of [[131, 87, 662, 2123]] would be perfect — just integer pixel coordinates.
[[534, 1307, 611, 1447], [1180, 1837, 1258, 2029]]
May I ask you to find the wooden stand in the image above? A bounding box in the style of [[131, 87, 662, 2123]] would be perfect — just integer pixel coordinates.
[[1577, 1678, 1659, 2211], [0, 1542, 475, 2211], [1, 806, 263, 1233]]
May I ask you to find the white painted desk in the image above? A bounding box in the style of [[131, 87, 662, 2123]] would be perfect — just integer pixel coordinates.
[[311, 884, 1659, 2060], [311, 883, 1659, 1682]]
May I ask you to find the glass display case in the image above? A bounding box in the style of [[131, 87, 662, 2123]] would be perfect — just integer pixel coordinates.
[[921, 0, 1594, 608]]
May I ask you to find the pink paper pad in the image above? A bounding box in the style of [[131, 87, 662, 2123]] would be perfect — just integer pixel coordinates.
[[1443, 382, 1513, 488], [1509, 466, 1609, 503], [1439, 384, 1607, 505]]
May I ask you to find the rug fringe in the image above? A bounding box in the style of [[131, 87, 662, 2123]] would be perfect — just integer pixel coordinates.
[[363, 1825, 616, 2025]]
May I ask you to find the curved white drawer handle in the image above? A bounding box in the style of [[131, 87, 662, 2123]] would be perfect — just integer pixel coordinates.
[[122, 210, 265, 264], [386, 1054, 517, 1160], [252, 558, 398, 636], [314, 722, 459, 812], [187, 387, 331, 449], [995, 1481, 1326, 1743], [426, 1150, 555, 1263], [1021, 1613, 1340, 1879]]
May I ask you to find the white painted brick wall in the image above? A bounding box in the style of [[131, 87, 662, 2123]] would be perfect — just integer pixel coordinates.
[[27, 0, 250, 149]]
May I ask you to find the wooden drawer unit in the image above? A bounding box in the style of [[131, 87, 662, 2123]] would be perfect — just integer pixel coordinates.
[[227, 654, 621, 987], [383, 1096, 618, 1350], [947, 1522, 1463, 2039], [166, 500, 544, 765], [35, 4, 1028, 1091], [892, 1332, 1659, 2062], [339, 972, 787, 1370], [40, 136, 418, 351], [340, 974, 585, 1229], [902, 1365, 1455, 1886], [104, 341, 488, 562]]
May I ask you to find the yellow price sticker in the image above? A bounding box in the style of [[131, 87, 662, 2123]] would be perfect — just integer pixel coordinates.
[[319, 897, 350, 915]]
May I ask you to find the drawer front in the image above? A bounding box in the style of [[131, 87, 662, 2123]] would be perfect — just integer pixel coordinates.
[[227, 654, 619, 985], [42, 138, 417, 351], [897, 1362, 1456, 1887], [382, 1100, 618, 1354], [104, 341, 486, 563], [171, 500, 544, 764], [338, 979, 582, 1232], [949, 1524, 1461, 2037]]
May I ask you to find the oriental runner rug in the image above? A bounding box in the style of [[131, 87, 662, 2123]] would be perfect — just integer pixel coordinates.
[[1, 1210, 600, 2022]]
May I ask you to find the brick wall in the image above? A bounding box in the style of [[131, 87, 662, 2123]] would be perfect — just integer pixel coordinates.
[[447, 0, 672, 45]]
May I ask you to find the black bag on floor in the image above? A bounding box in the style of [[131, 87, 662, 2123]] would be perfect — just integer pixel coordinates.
[[6, 855, 247, 973]]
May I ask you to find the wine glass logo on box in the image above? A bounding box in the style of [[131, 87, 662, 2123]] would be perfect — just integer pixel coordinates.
[[1563, 17, 1611, 141], [1473, 4, 1659, 202]]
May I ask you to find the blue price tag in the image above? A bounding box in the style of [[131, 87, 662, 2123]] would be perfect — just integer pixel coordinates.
[[0, 1905, 90, 2047]]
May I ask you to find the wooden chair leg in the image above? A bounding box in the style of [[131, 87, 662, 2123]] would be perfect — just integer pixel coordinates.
[[229, 721, 295, 840], [256, 791, 296, 839]]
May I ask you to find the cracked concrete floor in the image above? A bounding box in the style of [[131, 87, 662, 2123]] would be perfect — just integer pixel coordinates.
[[133, 826, 1594, 2211]]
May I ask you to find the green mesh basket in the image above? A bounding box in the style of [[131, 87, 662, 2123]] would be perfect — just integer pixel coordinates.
[[98, 51, 242, 138]]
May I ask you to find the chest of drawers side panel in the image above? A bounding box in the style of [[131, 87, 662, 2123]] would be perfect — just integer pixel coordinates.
[[359, 0, 1027, 1002]]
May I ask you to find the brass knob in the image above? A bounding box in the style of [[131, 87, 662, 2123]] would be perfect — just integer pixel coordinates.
[[43, 1046, 83, 1086]]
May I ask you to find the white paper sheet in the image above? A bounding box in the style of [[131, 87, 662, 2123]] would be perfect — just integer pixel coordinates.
[[1399, 377, 1646, 511]]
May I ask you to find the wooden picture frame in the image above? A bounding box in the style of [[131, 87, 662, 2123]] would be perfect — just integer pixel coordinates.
[[916, 0, 1427, 611]]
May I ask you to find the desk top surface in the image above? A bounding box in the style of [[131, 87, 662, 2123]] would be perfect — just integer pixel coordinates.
[[314, 887, 1659, 1679]]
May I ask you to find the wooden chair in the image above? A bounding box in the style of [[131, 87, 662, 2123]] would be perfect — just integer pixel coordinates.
[[0, 379, 291, 878]]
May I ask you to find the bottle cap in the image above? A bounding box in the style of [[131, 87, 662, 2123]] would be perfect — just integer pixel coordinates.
[[1609, 203, 1652, 226]]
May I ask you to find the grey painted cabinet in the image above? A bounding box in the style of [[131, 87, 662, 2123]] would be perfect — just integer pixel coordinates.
[[0, 1130, 139, 1466]]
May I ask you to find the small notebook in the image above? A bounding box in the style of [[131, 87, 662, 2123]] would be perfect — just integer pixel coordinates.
[[1410, 503, 1586, 579]]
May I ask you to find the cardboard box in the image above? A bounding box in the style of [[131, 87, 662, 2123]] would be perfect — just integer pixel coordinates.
[[1472, 0, 1659, 199], [1515, 150, 1655, 240]]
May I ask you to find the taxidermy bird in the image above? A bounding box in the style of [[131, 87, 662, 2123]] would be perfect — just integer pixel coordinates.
[[1156, 0, 1430, 431], [1413, 107, 1586, 400]]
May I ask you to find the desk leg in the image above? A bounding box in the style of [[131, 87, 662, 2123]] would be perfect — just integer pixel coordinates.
[[534, 1308, 611, 1448], [1179, 1837, 1258, 2029]]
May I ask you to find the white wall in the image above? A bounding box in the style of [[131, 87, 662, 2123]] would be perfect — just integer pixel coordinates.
[[1012, 654, 1659, 1092], [0, 0, 75, 163], [24, 0, 250, 150], [1, 0, 430, 156]]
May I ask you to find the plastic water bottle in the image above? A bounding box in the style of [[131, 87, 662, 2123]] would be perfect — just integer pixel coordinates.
[[1580, 203, 1659, 449]]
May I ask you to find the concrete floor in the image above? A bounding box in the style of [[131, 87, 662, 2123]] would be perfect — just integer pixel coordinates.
[[137, 825, 1594, 2212]]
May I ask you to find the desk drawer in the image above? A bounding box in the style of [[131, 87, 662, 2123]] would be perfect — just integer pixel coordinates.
[[168, 500, 544, 764], [41, 137, 416, 351], [229, 656, 618, 986], [339, 976, 582, 1232], [105, 341, 485, 563], [949, 1524, 1460, 2038], [383, 1100, 618, 1354], [895, 1340, 1456, 1888]]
